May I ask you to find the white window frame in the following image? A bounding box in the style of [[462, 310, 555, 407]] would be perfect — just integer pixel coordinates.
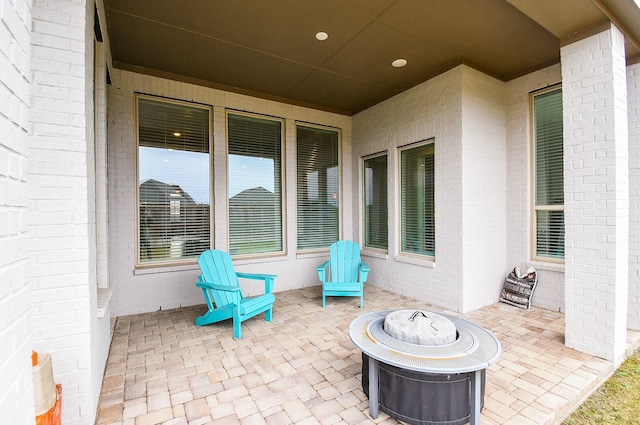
[[530, 85, 564, 263], [226, 110, 285, 257], [296, 123, 341, 252], [135, 94, 213, 267], [362, 152, 388, 252], [398, 140, 435, 259]]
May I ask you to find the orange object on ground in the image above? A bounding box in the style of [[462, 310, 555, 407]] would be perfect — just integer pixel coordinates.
[[35, 384, 62, 425], [32, 351, 38, 366]]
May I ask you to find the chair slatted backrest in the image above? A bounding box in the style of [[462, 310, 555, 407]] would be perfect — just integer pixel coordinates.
[[198, 250, 243, 308], [329, 240, 361, 283]]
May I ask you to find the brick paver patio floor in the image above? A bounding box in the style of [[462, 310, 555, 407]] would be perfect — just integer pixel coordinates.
[[96, 285, 640, 425]]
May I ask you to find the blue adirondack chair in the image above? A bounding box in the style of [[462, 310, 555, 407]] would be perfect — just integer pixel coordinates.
[[317, 240, 370, 308], [195, 249, 277, 338]]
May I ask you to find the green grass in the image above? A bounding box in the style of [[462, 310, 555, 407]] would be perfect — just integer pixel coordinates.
[[231, 241, 280, 255], [563, 349, 640, 425]]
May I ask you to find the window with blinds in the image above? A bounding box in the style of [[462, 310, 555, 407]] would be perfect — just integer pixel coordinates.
[[400, 141, 435, 257], [227, 112, 283, 256], [532, 88, 564, 260], [137, 96, 211, 265], [364, 154, 388, 250], [296, 124, 339, 250]]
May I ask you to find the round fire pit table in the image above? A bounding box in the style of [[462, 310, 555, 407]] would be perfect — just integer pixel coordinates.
[[349, 309, 501, 425]]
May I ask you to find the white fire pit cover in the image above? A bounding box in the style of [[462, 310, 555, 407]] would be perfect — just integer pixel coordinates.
[[384, 310, 457, 346]]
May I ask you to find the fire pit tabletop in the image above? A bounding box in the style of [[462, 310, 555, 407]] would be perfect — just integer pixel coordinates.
[[349, 309, 501, 374]]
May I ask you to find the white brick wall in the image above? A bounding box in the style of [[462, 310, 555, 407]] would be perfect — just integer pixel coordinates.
[[460, 67, 507, 311], [95, 40, 109, 289], [628, 62, 640, 330], [352, 67, 465, 311], [562, 24, 629, 363], [351, 65, 508, 313], [29, 1, 111, 424], [107, 69, 353, 316], [504, 64, 565, 311], [0, 0, 34, 423]]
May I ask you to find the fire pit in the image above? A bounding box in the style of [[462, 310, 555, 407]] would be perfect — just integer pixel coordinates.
[[349, 309, 501, 425]]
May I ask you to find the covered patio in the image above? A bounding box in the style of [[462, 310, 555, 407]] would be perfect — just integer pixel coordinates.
[[4, 1, 640, 424], [95, 286, 640, 425]]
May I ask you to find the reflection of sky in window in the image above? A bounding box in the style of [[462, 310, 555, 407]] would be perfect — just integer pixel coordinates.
[[139, 147, 210, 204], [365, 168, 373, 205], [306, 167, 338, 205], [229, 155, 275, 198], [307, 171, 318, 200], [327, 166, 338, 206]]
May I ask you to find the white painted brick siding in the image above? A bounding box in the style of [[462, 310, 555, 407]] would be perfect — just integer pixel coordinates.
[[0, 0, 34, 422], [29, 1, 112, 424], [561, 24, 629, 363], [628, 62, 640, 331], [95, 40, 109, 289], [107, 69, 352, 316], [504, 64, 565, 312], [351, 65, 507, 313], [353, 67, 465, 311], [460, 67, 507, 311]]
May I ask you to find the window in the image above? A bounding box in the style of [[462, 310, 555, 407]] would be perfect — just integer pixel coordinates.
[[137, 96, 211, 265], [363, 154, 388, 250], [532, 87, 564, 260], [227, 112, 283, 255], [400, 141, 435, 257], [297, 124, 339, 250]]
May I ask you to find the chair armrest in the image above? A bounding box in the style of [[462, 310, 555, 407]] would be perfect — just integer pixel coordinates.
[[235, 272, 277, 293], [236, 272, 277, 281], [359, 262, 370, 283], [196, 281, 242, 293], [316, 261, 330, 282]]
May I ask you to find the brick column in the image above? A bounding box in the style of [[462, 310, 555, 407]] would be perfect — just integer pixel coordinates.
[[561, 23, 629, 363], [629, 62, 640, 331], [29, 1, 110, 423]]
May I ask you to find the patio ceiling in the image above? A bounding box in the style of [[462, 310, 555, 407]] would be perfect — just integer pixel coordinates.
[[103, 0, 640, 116]]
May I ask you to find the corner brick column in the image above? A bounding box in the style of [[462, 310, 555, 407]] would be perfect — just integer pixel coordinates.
[[628, 62, 640, 332], [29, 1, 111, 423], [561, 23, 629, 363]]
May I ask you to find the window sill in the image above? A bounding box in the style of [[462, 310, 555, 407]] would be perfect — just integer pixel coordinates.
[[233, 253, 288, 266], [395, 254, 436, 268], [527, 260, 565, 273], [97, 288, 112, 318], [362, 249, 388, 260], [134, 263, 200, 275], [296, 250, 329, 260]]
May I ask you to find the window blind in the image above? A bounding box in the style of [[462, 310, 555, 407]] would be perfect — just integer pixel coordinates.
[[137, 96, 211, 264], [400, 142, 435, 257], [227, 113, 283, 255], [364, 154, 388, 250], [296, 125, 339, 250], [533, 89, 564, 259]]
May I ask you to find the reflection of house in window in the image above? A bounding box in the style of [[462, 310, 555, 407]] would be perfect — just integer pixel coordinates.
[[139, 179, 210, 260], [229, 186, 281, 254]]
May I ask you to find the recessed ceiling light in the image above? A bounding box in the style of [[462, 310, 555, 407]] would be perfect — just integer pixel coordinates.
[[173, 132, 181, 137], [315, 31, 328, 41], [392, 58, 407, 68]]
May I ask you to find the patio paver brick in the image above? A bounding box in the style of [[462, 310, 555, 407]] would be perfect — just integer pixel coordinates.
[[96, 286, 640, 425]]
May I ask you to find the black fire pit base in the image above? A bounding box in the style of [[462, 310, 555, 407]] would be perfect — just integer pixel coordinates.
[[362, 353, 486, 425]]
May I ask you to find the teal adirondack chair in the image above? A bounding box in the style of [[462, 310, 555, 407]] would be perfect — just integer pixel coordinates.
[[317, 240, 370, 308], [195, 249, 277, 338]]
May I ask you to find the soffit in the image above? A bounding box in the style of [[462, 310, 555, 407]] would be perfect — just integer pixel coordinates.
[[103, 0, 640, 115]]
